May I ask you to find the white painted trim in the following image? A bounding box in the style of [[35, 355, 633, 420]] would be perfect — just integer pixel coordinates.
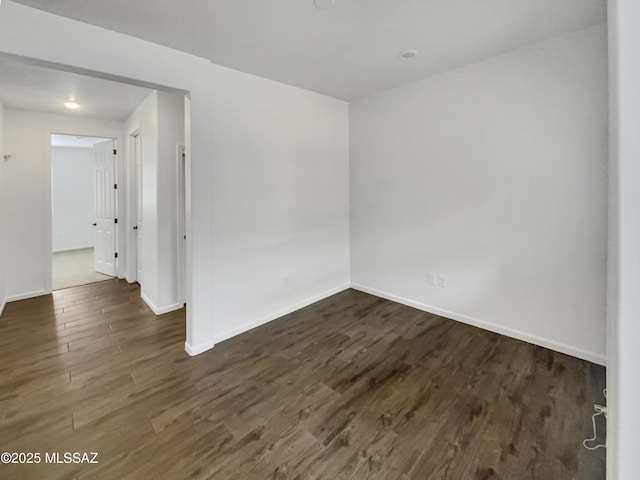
[[0, 298, 6, 318], [52, 245, 95, 254], [5, 289, 49, 302], [185, 339, 215, 356], [212, 283, 351, 345], [44, 128, 53, 294], [350, 283, 607, 366], [140, 292, 182, 315], [176, 144, 187, 308], [126, 126, 141, 285]]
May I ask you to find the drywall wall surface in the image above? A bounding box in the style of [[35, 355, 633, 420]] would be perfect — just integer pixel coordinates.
[[350, 25, 608, 363], [208, 65, 350, 342], [0, 100, 5, 315], [51, 146, 95, 252], [607, 0, 640, 478], [1, 109, 123, 299]]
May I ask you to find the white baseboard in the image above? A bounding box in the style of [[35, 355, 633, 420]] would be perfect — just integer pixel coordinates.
[[5, 289, 49, 303], [350, 283, 607, 366], [141, 293, 182, 316], [0, 298, 6, 318], [53, 245, 94, 253], [185, 339, 215, 356], [211, 283, 351, 346]]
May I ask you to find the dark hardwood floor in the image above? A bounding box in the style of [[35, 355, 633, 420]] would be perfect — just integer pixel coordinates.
[[0, 280, 606, 479]]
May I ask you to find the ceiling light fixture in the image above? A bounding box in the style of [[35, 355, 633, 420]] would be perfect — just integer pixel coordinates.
[[64, 101, 80, 109], [399, 50, 418, 60], [313, 0, 338, 10]]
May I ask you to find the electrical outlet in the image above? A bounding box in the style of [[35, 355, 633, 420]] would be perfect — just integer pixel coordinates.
[[428, 272, 437, 286], [437, 274, 447, 288]]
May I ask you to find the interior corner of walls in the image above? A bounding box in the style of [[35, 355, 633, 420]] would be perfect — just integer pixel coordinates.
[[185, 339, 215, 356], [212, 283, 352, 346]]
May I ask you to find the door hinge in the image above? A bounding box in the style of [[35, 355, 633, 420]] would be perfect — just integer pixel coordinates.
[[114, 218, 118, 224], [114, 252, 118, 259], [114, 183, 118, 189], [113, 149, 117, 155]]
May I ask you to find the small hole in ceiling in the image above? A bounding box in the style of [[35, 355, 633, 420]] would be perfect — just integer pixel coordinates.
[[399, 50, 418, 60]]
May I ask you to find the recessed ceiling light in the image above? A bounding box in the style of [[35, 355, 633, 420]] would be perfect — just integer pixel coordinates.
[[64, 101, 80, 109], [313, 0, 337, 10], [399, 50, 418, 60]]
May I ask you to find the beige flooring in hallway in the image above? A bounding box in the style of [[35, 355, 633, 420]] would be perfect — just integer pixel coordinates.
[[52, 247, 112, 290]]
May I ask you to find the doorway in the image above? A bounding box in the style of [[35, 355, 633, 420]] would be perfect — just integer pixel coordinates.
[[51, 134, 117, 290], [0, 53, 192, 349]]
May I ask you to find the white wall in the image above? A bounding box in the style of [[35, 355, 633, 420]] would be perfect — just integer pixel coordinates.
[[124, 90, 185, 314], [208, 66, 350, 344], [1, 109, 124, 299], [350, 25, 608, 364], [51, 146, 95, 252], [0, 99, 6, 315], [608, 0, 640, 478]]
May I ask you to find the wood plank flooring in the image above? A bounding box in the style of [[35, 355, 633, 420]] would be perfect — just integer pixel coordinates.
[[0, 280, 606, 479]]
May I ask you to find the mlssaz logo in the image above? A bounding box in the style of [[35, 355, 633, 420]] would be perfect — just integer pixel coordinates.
[[45, 452, 99, 464]]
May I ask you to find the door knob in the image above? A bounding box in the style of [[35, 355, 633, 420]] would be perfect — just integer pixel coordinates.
[[133, 226, 138, 230]]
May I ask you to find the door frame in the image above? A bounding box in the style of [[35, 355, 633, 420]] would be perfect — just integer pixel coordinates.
[[46, 128, 124, 294], [177, 144, 186, 306], [127, 126, 142, 284]]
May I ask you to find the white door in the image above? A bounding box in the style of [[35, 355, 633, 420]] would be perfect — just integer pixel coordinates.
[[135, 134, 143, 285], [93, 139, 116, 276]]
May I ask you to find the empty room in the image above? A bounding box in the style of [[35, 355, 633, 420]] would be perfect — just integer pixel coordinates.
[[0, 1, 638, 479]]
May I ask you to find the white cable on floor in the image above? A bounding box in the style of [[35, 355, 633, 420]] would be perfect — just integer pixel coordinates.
[[583, 388, 607, 451]]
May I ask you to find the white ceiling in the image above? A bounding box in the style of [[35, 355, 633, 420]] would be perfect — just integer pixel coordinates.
[[0, 56, 153, 120], [51, 134, 111, 148], [12, 0, 606, 100]]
